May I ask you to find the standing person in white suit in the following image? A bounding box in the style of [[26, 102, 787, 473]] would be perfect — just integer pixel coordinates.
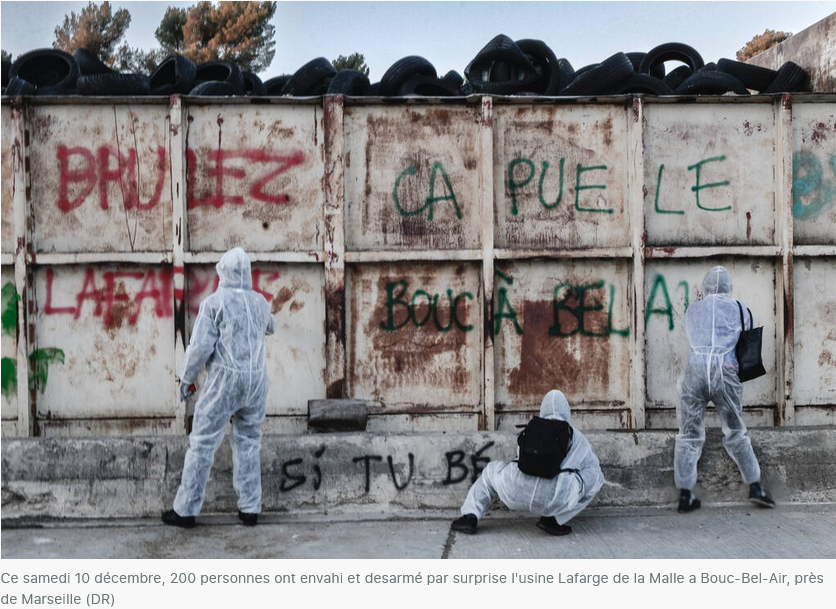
[[162, 247, 275, 528], [675, 266, 775, 513]]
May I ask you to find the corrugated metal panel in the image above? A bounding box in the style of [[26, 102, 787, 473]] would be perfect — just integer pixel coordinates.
[[32, 264, 175, 419], [644, 104, 777, 246], [28, 105, 172, 253], [344, 105, 483, 250], [185, 263, 326, 417], [347, 262, 482, 411], [493, 259, 631, 410], [793, 257, 836, 406], [1, 106, 15, 253], [792, 103, 836, 244], [185, 105, 324, 252], [494, 104, 630, 249]]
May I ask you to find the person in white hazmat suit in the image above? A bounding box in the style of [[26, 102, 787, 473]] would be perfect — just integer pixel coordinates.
[[675, 266, 774, 513], [451, 390, 604, 536], [162, 248, 275, 528]]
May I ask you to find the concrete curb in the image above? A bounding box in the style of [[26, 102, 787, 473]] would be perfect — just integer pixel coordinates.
[[2, 427, 835, 519]]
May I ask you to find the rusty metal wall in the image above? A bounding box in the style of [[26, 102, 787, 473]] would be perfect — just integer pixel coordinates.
[[1, 94, 834, 438]]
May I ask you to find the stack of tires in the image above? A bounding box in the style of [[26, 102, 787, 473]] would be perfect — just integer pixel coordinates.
[[0, 40, 811, 98]]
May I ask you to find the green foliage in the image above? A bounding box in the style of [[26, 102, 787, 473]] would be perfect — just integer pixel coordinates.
[[52, 1, 132, 65], [114, 44, 166, 74], [332, 52, 369, 76], [737, 29, 792, 61], [1, 49, 12, 63], [155, 1, 277, 72]]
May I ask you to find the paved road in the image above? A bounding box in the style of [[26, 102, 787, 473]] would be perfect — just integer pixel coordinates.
[[3, 504, 835, 559]]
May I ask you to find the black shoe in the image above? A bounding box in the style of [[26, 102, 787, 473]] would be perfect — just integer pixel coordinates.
[[749, 482, 776, 508], [677, 489, 701, 513], [161, 509, 196, 528], [451, 514, 478, 534], [536, 516, 572, 536], [237, 511, 258, 526]]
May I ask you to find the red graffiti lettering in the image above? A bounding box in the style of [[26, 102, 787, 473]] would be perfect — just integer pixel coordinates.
[[44, 268, 174, 328], [57, 145, 97, 212], [186, 148, 304, 209], [56, 145, 166, 212], [252, 269, 280, 302]]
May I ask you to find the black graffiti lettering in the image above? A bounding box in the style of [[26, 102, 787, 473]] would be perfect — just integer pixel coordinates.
[[443, 450, 468, 485], [353, 455, 383, 493], [313, 445, 326, 490], [387, 453, 415, 491], [471, 441, 495, 482], [280, 458, 306, 492]]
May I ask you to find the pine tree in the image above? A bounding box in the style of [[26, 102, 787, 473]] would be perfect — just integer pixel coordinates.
[[53, 1, 131, 63], [333, 52, 370, 76], [737, 29, 792, 61]]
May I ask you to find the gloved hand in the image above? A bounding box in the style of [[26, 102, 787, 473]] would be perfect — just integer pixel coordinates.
[[179, 382, 195, 402]]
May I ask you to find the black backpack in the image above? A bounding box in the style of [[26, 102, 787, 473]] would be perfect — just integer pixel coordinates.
[[516, 416, 573, 478], [735, 301, 766, 383]]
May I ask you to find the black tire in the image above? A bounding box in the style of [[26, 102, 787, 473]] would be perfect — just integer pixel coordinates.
[[570, 63, 597, 80], [664, 65, 692, 89], [516, 38, 562, 94], [626, 52, 665, 79], [2, 60, 11, 86], [368, 81, 381, 95], [699, 62, 717, 72], [72, 48, 113, 75], [194, 60, 244, 94], [561, 52, 634, 95], [467, 34, 531, 69], [77, 73, 150, 95], [716, 58, 777, 91], [4, 77, 35, 96], [149, 53, 197, 95], [441, 70, 463, 89], [11, 48, 79, 90], [639, 42, 704, 76], [613, 73, 673, 95], [465, 35, 535, 92], [188, 80, 236, 96], [311, 76, 333, 95], [675, 71, 749, 95], [242, 71, 266, 95], [396, 75, 458, 97], [281, 57, 336, 96], [763, 61, 808, 93], [263, 74, 291, 95], [555, 58, 575, 93], [379, 56, 436, 96], [328, 70, 371, 95]]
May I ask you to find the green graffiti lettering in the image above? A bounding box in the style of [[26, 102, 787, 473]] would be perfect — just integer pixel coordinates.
[[646, 274, 675, 330], [550, 281, 604, 336], [607, 284, 630, 336], [453, 292, 474, 332], [1, 357, 16, 399], [380, 281, 411, 331], [678, 281, 690, 311], [688, 155, 731, 211], [28, 348, 65, 394], [2, 282, 20, 338], [575, 164, 612, 213], [653, 164, 684, 215], [493, 271, 522, 336], [539, 159, 565, 210], [411, 290, 433, 327], [792, 151, 836, 220], [425, 161, 462, 221], [392, 165, 425, 217], [508, 158, 535, 216]]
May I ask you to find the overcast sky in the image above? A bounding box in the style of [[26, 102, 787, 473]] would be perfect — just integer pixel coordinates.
[[1, 1, 834, 81]]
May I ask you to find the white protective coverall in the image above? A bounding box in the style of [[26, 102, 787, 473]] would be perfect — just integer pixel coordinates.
[[173, 248, 275, 517], [674, 265, 761, 490], [460, 390, 605, 525]]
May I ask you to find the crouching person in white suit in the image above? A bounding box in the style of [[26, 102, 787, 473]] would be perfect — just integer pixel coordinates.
[[452, 390, 605, 536]]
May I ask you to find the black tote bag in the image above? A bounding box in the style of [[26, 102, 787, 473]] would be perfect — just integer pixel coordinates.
[[735, 301, 766, 382]]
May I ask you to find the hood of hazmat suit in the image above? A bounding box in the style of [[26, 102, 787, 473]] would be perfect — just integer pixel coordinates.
[[459, 390, 605, 524], [674, 265, 761, 490], [174, 247, 276, 517]]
